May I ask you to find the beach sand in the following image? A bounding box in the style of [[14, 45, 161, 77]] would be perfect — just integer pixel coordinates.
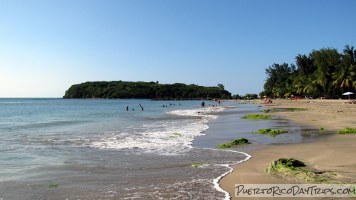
[[220, 99, 356, 199]]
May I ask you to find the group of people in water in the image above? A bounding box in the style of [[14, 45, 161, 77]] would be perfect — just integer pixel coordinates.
[[201, 99, 221, 107], [126, 104, 144, 111], [126, 99, 221, 111], [125, 103, 182, 111], [162, 103, 181, 107]]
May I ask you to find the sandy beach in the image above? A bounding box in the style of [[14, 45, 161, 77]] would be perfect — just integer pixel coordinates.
[[220, 99, 356, 199]]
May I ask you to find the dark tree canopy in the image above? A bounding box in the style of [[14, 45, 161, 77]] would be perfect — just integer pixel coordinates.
[[63, 81, 232, 99], [263, 45, 356, 99]]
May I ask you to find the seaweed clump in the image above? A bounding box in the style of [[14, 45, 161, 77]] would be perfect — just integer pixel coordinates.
[[170, 132, 182, 138], [258, 128, 288, 137], [49, 183, 59, 188], [241, 114, 272, 120], [191, 163, 203, 168], [218, 138, 249, 148], [263, 109, 271, 113], [338, 128, 356, 134], [266, 158, 335, 183]]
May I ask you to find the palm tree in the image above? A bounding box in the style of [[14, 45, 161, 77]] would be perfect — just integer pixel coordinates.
[[343, 45, 356, 89], [303, 76, 320, 98], [295, 54, 315, 76], [311, 48, 341, 97], [332, 46, 356, 94]]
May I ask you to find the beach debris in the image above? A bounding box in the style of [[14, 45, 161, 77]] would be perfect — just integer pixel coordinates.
[[344, 100, 356, 104], [218, 138, 250, 148]]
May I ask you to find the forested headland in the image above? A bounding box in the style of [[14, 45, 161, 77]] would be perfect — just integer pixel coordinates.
[[262, 45, 356, 99], [63, 81, 231, 99]]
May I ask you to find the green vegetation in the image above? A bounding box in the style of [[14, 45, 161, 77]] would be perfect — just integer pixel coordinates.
[[63, 81, 231, 99], [262, 45, 356, 99], [241, 114, 272, 120], [266, 158, 336, 183], [218, 138, 249, 148], [258, 128, 288, 137], [338, 128, 356, 134], [191, 163, 203, 168], [319, 127, 325, 132], [232, 93, 259, 100], [170, 132, 182, 138], [49, 183, 59, 188]]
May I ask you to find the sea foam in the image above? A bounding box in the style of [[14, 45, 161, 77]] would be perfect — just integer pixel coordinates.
[[89, 106, 224, 155]]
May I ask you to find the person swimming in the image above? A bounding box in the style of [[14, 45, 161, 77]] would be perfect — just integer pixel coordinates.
[[201, 101, 205, 107]]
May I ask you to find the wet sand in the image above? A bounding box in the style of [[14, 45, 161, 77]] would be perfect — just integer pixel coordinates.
[[220, 99, 356, 199]]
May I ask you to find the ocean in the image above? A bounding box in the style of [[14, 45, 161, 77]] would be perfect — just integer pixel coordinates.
[[0, 99, 322, 200]]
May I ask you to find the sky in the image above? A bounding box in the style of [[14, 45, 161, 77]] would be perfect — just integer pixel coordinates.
[[1, 0, 355, 97]]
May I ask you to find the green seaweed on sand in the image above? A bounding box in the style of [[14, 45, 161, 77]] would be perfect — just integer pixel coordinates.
[[218, 138, 249, 148], [258, 128, 288, 137], [241, 114, 272, 120], [263, 109, 271, 113], [265, 158, 336, 183], [319, 127, 326, 132], [338, 128, 356, 134], [49, 183, 59, 188], [170, 132, 182, 138], [191, 163, 203, 168]]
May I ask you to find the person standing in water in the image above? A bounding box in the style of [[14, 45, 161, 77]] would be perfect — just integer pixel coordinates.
[[201, 101, 205, 107], [139, 104, 144, 111], [126, 106, 129, 111]]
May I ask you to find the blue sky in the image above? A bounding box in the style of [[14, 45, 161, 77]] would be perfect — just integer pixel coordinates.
[[1, 0, 355, 97]]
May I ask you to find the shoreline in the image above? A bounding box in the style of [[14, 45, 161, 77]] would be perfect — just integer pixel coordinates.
[[219, 99, 356, 199], [211, 149, 252, 200]]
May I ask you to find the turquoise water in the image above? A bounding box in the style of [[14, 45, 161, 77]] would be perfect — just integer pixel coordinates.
[[0, 99, 214, 178], [0, 99, 322, 199]]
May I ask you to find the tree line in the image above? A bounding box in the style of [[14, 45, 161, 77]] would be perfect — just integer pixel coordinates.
[[262, 45, 356, 99], [63, 81, 231, 99]]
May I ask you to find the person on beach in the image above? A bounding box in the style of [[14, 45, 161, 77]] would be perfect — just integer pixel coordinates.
[[201, 101, 205, 107]]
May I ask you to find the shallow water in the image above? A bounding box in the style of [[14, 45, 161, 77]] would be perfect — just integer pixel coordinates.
[[0, 99, 328, 199]]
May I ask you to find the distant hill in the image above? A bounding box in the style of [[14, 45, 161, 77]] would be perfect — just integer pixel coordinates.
[[63, 81, 231, 99]]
